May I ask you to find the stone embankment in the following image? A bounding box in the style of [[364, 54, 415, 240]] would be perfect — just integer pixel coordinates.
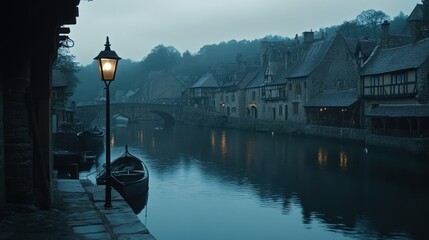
[[180, 108, 429, 157]]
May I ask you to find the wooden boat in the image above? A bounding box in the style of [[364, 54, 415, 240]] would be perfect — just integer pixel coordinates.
[[96, 146, 149, 198], [77, 126, 104, 151], [53, 148, 85, 171]]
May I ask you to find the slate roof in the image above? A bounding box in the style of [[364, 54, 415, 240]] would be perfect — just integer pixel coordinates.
[[191, 73, 218, 88], [238, 70, 259, 89], [367, 104, 429, 117], [345, 38, 379, 58], [304, 89, 358, 107], [244, 70, 265, 89], [408, 4, 424, 21], [52, 69, 67, 88], [361, 38, 429, 75], [265, 69, 289, 85], [286, 39, 332, 78]]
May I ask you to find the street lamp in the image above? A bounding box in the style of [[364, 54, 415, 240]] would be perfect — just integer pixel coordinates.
[[94, 36, 121, 208]]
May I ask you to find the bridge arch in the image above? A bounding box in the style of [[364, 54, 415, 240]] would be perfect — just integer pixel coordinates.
[[148, 110, 175, 125], [75, 102, 183, 127]]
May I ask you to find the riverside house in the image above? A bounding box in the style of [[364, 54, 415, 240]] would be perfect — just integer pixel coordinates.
[[185, 73, 219, 110], [241, 32, 361, 127], [360, 38, 429, 138]]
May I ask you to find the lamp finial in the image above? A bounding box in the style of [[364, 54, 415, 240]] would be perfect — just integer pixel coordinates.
[[105, 36, 111, 51]]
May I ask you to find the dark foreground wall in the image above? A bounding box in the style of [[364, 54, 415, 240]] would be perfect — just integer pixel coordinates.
[[0, 75, 4, 215]]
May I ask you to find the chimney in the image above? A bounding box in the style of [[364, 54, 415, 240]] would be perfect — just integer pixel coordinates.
[[303, 31, 314, 43], [381, 20, 390, 48]]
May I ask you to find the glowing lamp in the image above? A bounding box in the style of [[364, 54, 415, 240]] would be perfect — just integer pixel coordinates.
[[94, 37, 121, 81]]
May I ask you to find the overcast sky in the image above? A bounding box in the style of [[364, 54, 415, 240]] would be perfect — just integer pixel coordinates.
[[68, 0, 420, 66]]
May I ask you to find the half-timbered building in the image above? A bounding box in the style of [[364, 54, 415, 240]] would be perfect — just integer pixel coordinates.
[[360, 38, 429, 137]]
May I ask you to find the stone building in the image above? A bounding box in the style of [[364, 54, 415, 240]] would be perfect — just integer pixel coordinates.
[[243, 71, 265, 120], [360, 38, 429, 137], [214, 65, 258, 118], [143, 70, 183, 104], [185, 73, 219, 110], [1, 1, 80, 213], [301, 32, 361, 127], [244, 31, 361, 127], [407, 0, 429, 40]]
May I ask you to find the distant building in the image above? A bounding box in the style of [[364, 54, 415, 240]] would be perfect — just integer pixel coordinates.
[[185, 73, 219, 110], [142, 70, 183, 104], [243, 31, 361, 127], [407, 0, 429, 40], [51, 69, 75, 133]]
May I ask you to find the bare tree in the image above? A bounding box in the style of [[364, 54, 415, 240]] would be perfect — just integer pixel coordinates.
[[54, 47, 80, 98], [356, 9, 390, 38]]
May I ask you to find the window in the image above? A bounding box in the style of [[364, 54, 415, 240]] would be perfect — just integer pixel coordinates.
[[279, 105, 283, 116], [295, 83, 301, 95], [252, 91, 256, 101], [293, 102, 299, 115], [232, 107, 237, 113], [370, 76, 381, 95], [337, 80, 345, 89], [279, 86, 286, 98], [231, 93, 235, 102], [285, 105, 288, 120], [391, 72, 408, 94]]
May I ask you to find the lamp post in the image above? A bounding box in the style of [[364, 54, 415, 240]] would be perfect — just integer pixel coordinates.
[[94, 36, 121, 207]]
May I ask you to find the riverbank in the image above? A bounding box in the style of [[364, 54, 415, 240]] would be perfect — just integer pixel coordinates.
[[180, 110, 429, 157], [235, 118, 429, 157], [0, 179, 155, 239]]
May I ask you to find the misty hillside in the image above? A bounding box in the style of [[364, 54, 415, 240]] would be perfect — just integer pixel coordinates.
[[70, 9, 408, 103]]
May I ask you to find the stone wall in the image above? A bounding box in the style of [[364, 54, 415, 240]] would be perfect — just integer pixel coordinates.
[[365, 134, 429, 156], [0, 77, 5, 214], [180, 106, 228, 127], [179, 108, 429, 157], [4, 76, 33, 204], [304, 125, 367, 141]]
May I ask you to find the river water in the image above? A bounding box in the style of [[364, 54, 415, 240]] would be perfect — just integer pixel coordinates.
[[83, 121, 429, 240]]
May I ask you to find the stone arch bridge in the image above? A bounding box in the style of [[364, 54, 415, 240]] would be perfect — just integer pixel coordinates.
[[75, 102, 184, 127]]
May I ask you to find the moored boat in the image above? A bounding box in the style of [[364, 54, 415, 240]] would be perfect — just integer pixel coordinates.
[[96, 145, 149, 198], [77, 126, 104, 151]]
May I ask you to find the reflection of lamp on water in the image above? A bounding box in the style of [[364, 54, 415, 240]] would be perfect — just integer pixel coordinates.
[[94, 36, 121, 208], [317, 147, 328, 168], [339, 151, 348, 170]]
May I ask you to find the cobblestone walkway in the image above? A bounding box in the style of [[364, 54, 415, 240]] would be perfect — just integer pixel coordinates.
[[0, 179, 155, 240]]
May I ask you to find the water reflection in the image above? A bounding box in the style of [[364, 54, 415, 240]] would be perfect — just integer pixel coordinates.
[[317, 147, 328, 168], [125, 189, 148, 214], [105, 122, 428, 240], [339, 151, 348, 170]]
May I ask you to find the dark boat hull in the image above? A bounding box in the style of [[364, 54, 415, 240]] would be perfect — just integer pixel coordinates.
[[96, 146, 149, 199], [77, 127, 104, 151], [111, 174, 149, 199]]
